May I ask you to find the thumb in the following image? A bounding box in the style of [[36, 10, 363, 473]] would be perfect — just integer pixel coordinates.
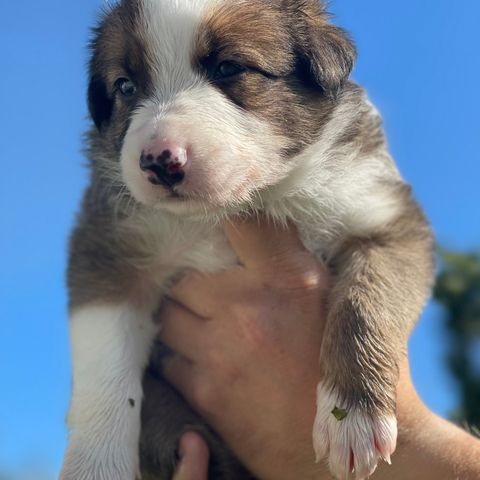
[[172, 432, 210, 480]]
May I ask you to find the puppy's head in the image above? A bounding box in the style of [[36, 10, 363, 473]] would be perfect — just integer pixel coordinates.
[[88, 0, 355, 214]]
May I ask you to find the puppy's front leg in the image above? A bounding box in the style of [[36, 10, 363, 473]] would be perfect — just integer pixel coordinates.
[[313, 207, 434, 479], [60, 303, 157, 480]]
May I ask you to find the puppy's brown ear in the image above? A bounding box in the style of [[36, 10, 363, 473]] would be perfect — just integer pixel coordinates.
[[294, 1, 356, 95]]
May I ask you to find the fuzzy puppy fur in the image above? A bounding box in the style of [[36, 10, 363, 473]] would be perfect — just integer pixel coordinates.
[[60, 0, 434, 479]]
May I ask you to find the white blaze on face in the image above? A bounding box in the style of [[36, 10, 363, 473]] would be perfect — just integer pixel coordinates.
[[140, 0, 216, 100], [120, 0, 290, 212]]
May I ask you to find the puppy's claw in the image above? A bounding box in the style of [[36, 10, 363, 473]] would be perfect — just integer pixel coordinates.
[[313, 381, 397, 480]]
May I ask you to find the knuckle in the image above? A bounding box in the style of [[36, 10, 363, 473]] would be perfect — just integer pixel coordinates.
[[296, 267, 324, 290], [281, 259, 330, 294]]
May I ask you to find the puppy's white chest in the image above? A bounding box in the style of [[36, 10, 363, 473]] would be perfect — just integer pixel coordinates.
[[137, 218, 238, 287]]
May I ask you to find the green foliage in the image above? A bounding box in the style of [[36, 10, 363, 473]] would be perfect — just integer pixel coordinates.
[[434, 250, 480, 426]]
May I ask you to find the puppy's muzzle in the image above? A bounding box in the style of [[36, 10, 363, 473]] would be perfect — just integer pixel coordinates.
[[140, 140, 188, 188]]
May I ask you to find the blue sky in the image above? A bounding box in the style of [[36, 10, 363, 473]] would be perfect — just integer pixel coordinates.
[[0, 0, 479, 478]]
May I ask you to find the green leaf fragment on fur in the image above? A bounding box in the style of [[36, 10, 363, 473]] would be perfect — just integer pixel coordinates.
[[331, 406, 348, 421], [129, 399, 135, 408]]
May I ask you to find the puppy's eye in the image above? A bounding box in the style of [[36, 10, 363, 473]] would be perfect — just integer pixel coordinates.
[[114, 78, 137, 97], [214, 61, 246, 80]]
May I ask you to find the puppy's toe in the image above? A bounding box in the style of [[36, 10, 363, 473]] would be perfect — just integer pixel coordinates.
[[313, 381, 397, 480]]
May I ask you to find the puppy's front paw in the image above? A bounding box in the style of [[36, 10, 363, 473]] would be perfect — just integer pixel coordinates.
[[59, 437, 140, 480], [313, 382, 397, 480]]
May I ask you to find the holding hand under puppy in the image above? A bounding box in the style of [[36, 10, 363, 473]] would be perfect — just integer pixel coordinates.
[[166, 219, 480, 480]]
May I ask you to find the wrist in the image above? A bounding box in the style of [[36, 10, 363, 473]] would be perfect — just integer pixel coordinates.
[[373, 360, 480, 480], [258, 451, 330, 480]]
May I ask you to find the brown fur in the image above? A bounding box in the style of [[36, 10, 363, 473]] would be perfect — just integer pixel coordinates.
[[194, 0, 355, 156], [69, 2, 150, 307], [322, 189, 435, 413]]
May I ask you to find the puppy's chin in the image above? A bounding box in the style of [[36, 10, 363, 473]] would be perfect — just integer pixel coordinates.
[[122, 160, 266, 216], [125, 174, 255, 217], [152, 197, 227, 216]]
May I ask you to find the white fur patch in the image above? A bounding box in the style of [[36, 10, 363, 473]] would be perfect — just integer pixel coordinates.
[[139, 0, 214, 100], [254, 92, 403, 265], [60, 304, 157, 480], [313, 381, 397, 480]]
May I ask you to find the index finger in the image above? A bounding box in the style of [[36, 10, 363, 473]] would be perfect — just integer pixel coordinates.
[[224, 215, 306, 269]]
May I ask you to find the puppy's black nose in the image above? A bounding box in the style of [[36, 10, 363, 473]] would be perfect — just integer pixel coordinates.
[[140, 148, 186, 188]]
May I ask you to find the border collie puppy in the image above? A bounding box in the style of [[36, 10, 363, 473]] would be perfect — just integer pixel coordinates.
[[60, 0, 434, 479]]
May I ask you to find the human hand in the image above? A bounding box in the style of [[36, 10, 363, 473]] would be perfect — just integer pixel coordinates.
[[160, 218, 331, 480], [160, 218, 480, 480]]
